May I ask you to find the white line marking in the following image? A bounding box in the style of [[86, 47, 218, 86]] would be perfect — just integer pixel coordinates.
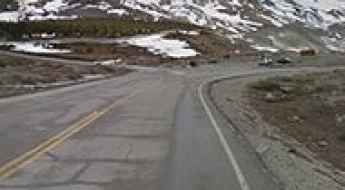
[[199, 66, 342, 189], [198, 76, 251, 190], [196, 68, 315, 190]]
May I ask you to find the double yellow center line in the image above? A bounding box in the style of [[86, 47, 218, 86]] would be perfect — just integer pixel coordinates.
[[0, 92, 138, 179]]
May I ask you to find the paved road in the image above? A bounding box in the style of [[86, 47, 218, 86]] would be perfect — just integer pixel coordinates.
[[0, 56, 284, 190]]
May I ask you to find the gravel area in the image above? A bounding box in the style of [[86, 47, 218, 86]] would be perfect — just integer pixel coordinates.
[[210, 71, 345, 190]]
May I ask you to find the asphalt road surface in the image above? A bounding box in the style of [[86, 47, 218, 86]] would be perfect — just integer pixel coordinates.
[[0, 58, 285, 190]]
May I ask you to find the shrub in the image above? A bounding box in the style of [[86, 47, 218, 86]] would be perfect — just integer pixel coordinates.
[[0, 18, 198, 39]]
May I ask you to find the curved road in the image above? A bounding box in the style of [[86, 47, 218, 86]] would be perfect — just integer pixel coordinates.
[[0, 52, 335, 190]]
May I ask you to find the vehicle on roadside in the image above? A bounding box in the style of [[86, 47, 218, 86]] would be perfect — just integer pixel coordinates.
[[276, 57, 292, 65], [258, 55, 273, 67], [300, 48, 317, 56]]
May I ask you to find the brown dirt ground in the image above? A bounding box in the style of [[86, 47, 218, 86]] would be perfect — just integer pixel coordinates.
[[247, 70, 345, 171], [0, 55, 130, 97]]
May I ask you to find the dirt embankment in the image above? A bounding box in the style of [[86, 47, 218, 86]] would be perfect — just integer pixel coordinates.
[[247, 70, 345, 171], [210, 70, 345, 190], [0, 55, 130, 98]]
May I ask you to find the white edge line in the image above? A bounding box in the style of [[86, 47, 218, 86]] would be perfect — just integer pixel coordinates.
[[198, 75, 251, 190]]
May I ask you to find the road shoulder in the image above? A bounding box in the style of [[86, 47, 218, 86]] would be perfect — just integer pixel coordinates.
[[209, 72, 345, 190], [199, 73, 282, 190]]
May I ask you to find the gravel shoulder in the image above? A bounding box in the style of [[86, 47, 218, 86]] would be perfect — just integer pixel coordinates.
[[209, 70, 345, 190]]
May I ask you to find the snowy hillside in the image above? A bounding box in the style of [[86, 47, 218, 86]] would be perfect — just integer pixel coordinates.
[[1, 0, 345, 33], [1, 0, 345, 52], [260, 0, 345, 29], [121, 0, 345, 32]]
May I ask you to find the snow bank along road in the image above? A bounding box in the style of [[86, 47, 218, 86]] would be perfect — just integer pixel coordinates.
[[0, 56, 334, 190]]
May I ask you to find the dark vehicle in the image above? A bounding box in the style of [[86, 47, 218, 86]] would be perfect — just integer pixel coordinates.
[[277, 57, 292, 64], [300, 48, 317, 56]]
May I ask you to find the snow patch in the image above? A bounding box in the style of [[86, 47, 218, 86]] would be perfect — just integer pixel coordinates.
[[1, 0, 79, 22], [252, 45, 280, 53], [28, 14, 77, 21], [83, 1, 112, 11], [43, 0, 68, 12], [118, 34, 199, 58], [259, 0, 345, 29], [0, 11, 19, 22], [178, 30, 200, 35], [82, 74, 107, 80], [287, 47, 312, 53], [0, 42, 71, 54], [321, 36, 345, 52], [82, 1, 129, 16], [107, 9, 128, 16], [122, 0, 262, 33], [94, 59, 123, 65], [260, 14, 283, 27]]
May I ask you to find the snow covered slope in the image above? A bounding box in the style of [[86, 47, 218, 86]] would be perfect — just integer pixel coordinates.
[[2, 0, 345, 32], [1, 0, 345, 52], [121, 0, 263, 33], [119, 0, 345, 32], [259, 0, 345, 30]]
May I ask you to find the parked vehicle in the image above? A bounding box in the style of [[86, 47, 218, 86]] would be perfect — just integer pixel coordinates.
[[277, 57, 292, 64]]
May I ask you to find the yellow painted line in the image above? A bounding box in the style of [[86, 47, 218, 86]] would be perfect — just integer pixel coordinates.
[[0, 92, 139, 179], [0, 112, 99, 178]]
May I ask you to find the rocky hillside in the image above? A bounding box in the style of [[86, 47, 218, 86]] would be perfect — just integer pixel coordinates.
[[1, 0, 345, 53]]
